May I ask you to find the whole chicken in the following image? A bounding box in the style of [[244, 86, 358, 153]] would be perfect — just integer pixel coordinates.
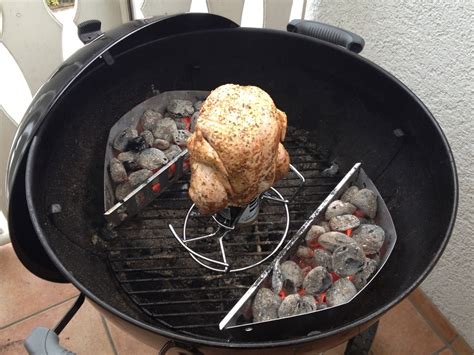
[[188, 84, 290, 215]]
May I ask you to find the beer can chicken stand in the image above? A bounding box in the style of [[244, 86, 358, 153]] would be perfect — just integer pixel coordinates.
[[168, 84, 305, 273]]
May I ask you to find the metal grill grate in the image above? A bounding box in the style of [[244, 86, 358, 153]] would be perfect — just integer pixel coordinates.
[[106, 128, 341, 340]]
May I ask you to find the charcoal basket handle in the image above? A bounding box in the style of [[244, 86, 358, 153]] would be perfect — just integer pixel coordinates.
[[287, 19, 365, 53]]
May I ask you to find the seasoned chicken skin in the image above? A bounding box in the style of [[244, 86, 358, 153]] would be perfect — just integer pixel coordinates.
[[188, 84, 290, 215]]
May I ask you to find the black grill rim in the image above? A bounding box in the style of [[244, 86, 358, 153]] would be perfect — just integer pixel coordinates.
[[21, 24, 458, 349]]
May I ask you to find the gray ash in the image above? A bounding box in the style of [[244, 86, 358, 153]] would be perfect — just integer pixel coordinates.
[[325, 200, 356, 220], [107, 96, 196, 204], [340, 186, 359, 203], [137, 148, 168, 170], [318, 231, 356, 252], [113, 128, 137, 152], [313, 249, 332, 270], [252, 183, 387, 323], [277, 294, 317, 318], [128, 169, 153, 187], [329, 214, 360, 232], [353, 224, 385, 255], [127, 135, 150, 152], [141, 110, 163, 131], [252, 288, 281, 322], [331, 244, 365, 277], [163, 144, 182, 161], [167, 99, 195, 117], [305, 225, 325, 248], [349, 188, 377, 218], [272, 260, 303, 295], [110, 158, 128, 183], [140, 130, 155, 147], [352, 257, 379, 290], [152, 117, 179, 143], [326, 278, 357, 306], [302, 266, 332, 295]]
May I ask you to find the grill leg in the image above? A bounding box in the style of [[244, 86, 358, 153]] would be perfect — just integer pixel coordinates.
[[344, 321, 379, 355]]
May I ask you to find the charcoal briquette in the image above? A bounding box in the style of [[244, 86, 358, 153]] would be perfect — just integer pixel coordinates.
[[252, 288, 281, 322]]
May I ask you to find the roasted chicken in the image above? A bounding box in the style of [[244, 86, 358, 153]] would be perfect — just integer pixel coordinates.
[[188, 84, 289, 215]]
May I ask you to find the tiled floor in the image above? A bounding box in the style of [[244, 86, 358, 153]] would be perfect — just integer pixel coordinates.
[[1, 243, 472, 355]]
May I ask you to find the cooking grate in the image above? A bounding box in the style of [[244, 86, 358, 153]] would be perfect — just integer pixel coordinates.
[[106, 128, 341, 340]]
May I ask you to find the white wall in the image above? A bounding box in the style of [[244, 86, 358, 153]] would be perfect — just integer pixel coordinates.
[[307, 0, 473, 345]]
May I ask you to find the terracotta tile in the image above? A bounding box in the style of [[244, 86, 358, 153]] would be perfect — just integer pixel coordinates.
[[0, 298, 115, 354], [59, 300, 115, 354], [324, 341, 347, 355], [0, 300, 72, 355], [107, 317, 343, 355], [291, 340, 346, 355], [409, 288, 458, 342], [451, 336, 473, 355], [106, 319, 158, 354], [370, 299, 445, 355], [0, 244, 79, 327]]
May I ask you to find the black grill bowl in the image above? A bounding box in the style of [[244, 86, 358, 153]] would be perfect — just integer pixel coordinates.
[[11, 14, 457, 351]]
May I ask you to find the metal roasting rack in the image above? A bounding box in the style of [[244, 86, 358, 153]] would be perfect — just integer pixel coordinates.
[[104, 143, 307, 273], [169, 164, 305, 273]]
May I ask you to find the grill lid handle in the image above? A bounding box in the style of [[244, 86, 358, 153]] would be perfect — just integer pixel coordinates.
[[77, 20, 103, 44], [287, 20, 365, 53]]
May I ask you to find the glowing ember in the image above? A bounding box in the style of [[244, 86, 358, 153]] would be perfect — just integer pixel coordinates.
[[298, 259, 309, 269], [253, 182, 387, 323], [308, 239, 322, 249], [317, 292, 327, 304], [168, 163, 176, 178], [183, 159, 190, 171], [289, 255, 300, 264], [151, 182, 161, 193], [301, 266, 312, 276], [182, 116, 191, 130]]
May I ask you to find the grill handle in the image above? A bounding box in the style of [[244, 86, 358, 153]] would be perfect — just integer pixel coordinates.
[[77, 20, 103, 44], [287, 20, 365, 53], [25, 328, 75, 355], [24, 294, 85, 355]]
